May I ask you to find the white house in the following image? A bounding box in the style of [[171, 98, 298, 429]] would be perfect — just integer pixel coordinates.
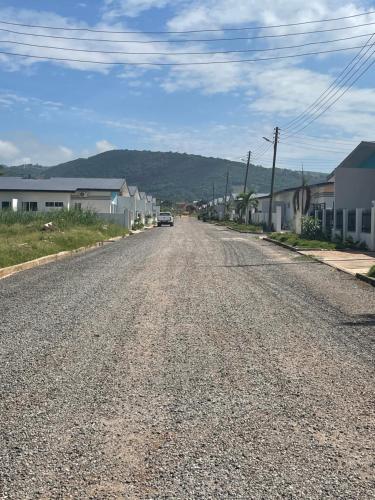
[[252, 182, 334, 231], [330, 141, 375, 249], [0, 177, 130, 214]]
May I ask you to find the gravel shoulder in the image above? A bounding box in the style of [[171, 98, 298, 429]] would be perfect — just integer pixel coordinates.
[[1, 219, 374, 499]]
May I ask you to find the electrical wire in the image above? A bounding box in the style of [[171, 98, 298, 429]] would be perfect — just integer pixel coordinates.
[[1, 10, 374, 34], [0, 31, 372, 56], [282, 41, 375, 137], [0, 43, 371, 66], [1, 20, 375, 44], [282, 33, 375, 134]]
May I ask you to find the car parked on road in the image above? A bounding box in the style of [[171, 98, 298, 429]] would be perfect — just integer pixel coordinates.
[[157, 212, 174, 227]]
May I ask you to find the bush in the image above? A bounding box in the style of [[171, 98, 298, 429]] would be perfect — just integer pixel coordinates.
[[301, 216, 323, 240], [368, 266, 375, 278]]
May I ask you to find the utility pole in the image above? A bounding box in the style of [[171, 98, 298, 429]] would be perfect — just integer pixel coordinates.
[[243, 150, 251, 194], [267, 126, 279, 231], [212, 182, 215, 220], [224, 169, 229, 220], [301, 162, 305, 215]]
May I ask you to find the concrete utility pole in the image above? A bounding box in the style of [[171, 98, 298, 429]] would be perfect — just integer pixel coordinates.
[[224, 169, 229, 219], [212, 182, 215, 219], [243, 151, 251, 194], [267, 126, 279, 232]]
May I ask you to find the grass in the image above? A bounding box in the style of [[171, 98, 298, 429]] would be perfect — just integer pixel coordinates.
[[213, 220, 264, 233], [368, 265, 375, 278], [270, 232, 337, 250], [0, 209, 128, 268]]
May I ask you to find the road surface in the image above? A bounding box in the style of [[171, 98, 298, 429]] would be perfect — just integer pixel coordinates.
[[1, 219, 374, 499]]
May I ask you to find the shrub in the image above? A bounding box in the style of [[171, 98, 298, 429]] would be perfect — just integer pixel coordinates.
[[301, 216, 322, 240], [368, 266, 375, 278]]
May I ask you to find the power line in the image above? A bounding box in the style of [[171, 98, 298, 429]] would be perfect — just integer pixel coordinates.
[[1, 10, 374, 34], [282, 33, 375, 135], [0, 31, 372, 56], [1, 20, 375, 44], [0, 44, 371, 66], [282, 40, 375, 137]]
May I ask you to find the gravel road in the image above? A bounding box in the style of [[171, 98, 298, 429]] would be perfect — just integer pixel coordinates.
[[1, 218, 374, 499]]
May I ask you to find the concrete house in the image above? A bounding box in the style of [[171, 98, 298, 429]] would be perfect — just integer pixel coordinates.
[[252, 182, 334, 231], [331, 141, 375, 210], [0, 177, 129, 213], [330, 141, 375, 249]]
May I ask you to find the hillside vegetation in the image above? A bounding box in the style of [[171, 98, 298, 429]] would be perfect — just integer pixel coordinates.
[[3, 150, 328, 200]]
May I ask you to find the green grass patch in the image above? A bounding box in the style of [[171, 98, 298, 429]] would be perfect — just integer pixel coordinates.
[[270, 232, 337, 250], [368, 265, 375, 278], [215, 220, 263, 233], [0, 209, 128, 268]]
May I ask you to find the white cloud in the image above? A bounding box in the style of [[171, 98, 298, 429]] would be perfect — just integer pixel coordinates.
[[96, 139, 117, 153], [0, 140, 20, 161], [103, 0, 175, 18]]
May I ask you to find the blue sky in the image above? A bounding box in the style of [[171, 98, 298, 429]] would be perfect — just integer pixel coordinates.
[[0, 0, 374, 172]]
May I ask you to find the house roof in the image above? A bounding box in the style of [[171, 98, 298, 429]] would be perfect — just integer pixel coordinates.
[[128, 185, 139, 196], [254, 181, 333, 199], [0, 177, 127, 193], [333, 141, 375, 172], [139, 191, 147, 199]]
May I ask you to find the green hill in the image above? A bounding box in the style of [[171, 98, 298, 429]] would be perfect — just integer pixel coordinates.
[[6, 150, 328, 201]]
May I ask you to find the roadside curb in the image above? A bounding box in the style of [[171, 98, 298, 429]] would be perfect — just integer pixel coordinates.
[[262, 237, 327, 252], [0, 234, 129, 281], [356, 273, 375, 287], [263, 236, 375, 287], [225, 226, 264, 235]]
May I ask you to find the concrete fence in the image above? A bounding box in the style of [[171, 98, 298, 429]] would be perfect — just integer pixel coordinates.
[[330, 206, 375, 250]]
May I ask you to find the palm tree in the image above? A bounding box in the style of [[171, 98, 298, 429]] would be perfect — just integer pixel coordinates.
[[237, 191, 258, 224]]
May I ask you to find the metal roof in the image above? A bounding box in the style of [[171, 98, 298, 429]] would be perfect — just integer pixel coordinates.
[[336, 141, 375, 170], [0, 177, 127, 192], [128, 186, 139, 196]]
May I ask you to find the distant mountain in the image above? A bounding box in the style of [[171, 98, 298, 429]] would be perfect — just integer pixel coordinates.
[[5, 150, 328, 201], [3, 164, 48, 178]]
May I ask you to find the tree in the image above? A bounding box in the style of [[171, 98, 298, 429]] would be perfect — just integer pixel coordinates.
[[236, 191, 258, 224]]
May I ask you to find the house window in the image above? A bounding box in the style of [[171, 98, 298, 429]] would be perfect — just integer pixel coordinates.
[[74, 203, 82, 210], [45, 202, 64, 208], [22, 202, 38, 212], [1, 201, 10, 210]]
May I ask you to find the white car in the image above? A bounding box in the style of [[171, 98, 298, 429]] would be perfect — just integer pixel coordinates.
[[157, 212, 174, 227]]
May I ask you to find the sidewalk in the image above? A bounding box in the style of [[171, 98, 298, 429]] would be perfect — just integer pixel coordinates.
[[299, 249, 375, 276]]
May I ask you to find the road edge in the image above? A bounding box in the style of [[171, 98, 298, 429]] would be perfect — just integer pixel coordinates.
[[0, 235, 128, 281]]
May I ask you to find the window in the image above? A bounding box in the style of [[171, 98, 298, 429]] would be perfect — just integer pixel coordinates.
[[1, 201, 10, 210], [22, 202, 38, 212], [74, 203, 82, 210], [45, 202, 64, 208]]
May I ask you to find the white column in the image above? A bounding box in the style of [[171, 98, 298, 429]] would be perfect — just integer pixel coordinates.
[[370, 205, 375, 251], [276, 206, 282, 232], [342, 208, 348, 242], [322, 208, 327, 234], [355, 208, 362, 243]]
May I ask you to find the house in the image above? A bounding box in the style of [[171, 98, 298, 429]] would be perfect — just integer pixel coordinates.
[[252, 182, 334, 231], [330, 141, 375, 210], [0, 177, 129, 214], [330, 141, 375, 249]]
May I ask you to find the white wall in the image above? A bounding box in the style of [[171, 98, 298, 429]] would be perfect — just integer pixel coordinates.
[[335, 168, 375, 209], [0, 191, 71, 211]]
